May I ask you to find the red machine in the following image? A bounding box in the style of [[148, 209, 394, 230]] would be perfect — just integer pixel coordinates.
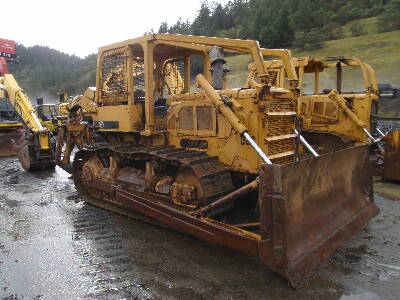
[[0, 39, 24, 156], [0, 38, 16, 62], [0, 57, 8, 77]]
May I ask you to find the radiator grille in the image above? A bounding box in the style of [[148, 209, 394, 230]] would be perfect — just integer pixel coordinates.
[[265, 116, 295, 136], [264, 98, 296, 165], [267, 99, 294, 112], [265, 139, 294, 155], [99, 47, 128, 104]]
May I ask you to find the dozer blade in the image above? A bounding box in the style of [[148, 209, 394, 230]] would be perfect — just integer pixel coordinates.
[[258, 145, 379, 286], [383, 130, 400, 181]]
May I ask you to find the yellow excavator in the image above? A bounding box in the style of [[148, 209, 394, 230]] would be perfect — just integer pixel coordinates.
[[0, 93, 24, 156], [0, 73, 55, 170], [0, 41, 24, 156], [41, 34, 378, 286]]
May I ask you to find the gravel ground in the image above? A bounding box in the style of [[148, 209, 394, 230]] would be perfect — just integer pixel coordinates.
[[0, 157, 400, 300], [377, 119, 400, 134]]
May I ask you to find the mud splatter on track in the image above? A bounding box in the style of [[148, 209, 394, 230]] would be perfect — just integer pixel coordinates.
[[0, 156, 399, 299]]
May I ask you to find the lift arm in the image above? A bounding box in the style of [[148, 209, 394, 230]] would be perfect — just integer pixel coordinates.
[[328, 89, 378, 143]]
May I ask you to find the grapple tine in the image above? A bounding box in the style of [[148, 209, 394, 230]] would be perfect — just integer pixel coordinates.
[[0, 140, 16, 156], [258, 145, 379, 286], [0, 128, 23, 157], [383, 130, 400, 181]]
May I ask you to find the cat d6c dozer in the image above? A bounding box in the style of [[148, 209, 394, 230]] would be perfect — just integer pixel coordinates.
[[251, 54, 399, 180], [56, 34, 378, 286], [247, 55, 380, 149]]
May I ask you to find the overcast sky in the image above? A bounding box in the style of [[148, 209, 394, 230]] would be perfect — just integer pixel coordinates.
[[2, 0, 230, 58]]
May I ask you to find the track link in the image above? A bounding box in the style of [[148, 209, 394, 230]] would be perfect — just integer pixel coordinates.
[[73, 143, 235, 207]]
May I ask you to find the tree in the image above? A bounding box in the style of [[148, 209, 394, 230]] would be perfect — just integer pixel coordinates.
[[168, 18, 192, 34], [191, 2, 212, 36], [350, 21, 364, 36], [158, 22, 168, 33], [292, 29, 323, 50], [378, 0, 400, 32], [321, 22, 343, 40]]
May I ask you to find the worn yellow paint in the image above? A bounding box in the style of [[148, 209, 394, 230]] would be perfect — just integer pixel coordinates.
[[257, 56, 379, 143]]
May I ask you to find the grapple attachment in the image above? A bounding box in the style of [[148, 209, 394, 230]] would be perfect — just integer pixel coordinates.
[[258, 145, 379, 286], [0, 138, 16, 156], [0, 125, 23, 157], [383, 130, 400, 181]]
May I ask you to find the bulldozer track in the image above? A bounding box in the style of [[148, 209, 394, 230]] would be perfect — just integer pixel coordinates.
[[72, 143, 235, 210]]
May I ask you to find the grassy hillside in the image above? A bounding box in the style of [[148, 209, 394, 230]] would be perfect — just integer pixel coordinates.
[[225, 18, 400, 90], [294, 30, 400, 86], [341, 17, 379, 37]]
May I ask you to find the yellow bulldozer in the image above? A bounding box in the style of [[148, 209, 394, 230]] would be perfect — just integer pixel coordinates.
[[9, 34, 379, 286], [247, 53, 400, 181]]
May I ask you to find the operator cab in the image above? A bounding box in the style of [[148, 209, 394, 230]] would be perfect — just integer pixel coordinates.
[[0, 97, 19, 124], [36, 104, 58, 122]]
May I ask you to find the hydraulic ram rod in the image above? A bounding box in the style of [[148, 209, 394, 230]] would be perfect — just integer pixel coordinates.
[[328, 90, 379, 143], [243, 132, 272, 164], [376, 128, 385, 138], [196, 74, 272, 165], [362, 128, 379, 142], [294, 129, 319, 157]]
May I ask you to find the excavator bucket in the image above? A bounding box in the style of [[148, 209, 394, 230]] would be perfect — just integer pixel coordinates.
[[258, 145, 379, 286], [0, 124, 24, 157], [383, 130, 400, 181]]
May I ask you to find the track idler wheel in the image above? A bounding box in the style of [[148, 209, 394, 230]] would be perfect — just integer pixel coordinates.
[[81, 156, 103, 183], [16, 134, 56, 172]]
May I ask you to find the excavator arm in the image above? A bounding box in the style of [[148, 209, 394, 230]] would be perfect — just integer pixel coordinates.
[[0, 74, 55, 171]]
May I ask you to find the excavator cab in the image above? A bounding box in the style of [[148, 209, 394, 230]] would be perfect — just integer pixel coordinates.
[[36, 104, 58, 121], [35, 102, 61, 134]]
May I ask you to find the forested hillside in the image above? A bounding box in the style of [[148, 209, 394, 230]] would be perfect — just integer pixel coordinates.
[[8, 44, 96, 102], [6, 0, 400, 101], [160, 0, 400, 50]]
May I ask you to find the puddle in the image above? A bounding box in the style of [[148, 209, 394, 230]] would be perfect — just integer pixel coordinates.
[[5, 199, 18, 208], [340, 292, 380, 300], [377, 262, 400, 272]]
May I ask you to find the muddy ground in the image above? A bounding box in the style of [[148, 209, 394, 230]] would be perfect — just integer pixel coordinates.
[[0, 157, 399, 300]]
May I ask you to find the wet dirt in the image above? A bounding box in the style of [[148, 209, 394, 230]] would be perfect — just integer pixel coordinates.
[[374, 177, 400, 201], [0, 156, 399, 300]]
